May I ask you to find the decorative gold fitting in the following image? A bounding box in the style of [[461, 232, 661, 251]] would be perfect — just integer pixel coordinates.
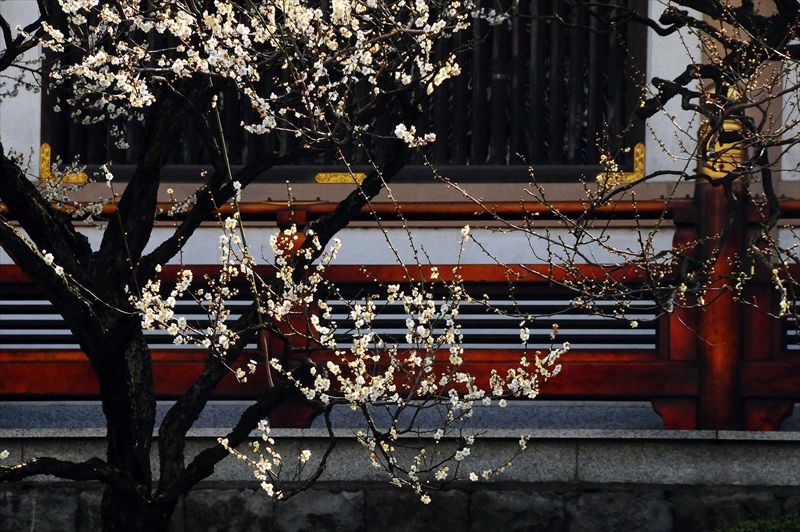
[[39, 143, 89, 183], [314, 172, 367, 184], [697, 119, 744, 181], [596, 143, 645, 184]]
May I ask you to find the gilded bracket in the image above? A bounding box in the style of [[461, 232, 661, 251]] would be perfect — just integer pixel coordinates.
[[596, 143, 645, 185], [314, 172, 367, 184], [39, 143, 89, 183]]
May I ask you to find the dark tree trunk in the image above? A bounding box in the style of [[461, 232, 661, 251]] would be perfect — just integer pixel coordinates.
[[100, 489, 174, 532], [94, 331, 157, 492], [92, 331, 174, 531]]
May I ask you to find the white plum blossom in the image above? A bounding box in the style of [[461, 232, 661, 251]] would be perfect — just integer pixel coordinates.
[[43, 0, 482, 149], [105, 0, 559, 501]]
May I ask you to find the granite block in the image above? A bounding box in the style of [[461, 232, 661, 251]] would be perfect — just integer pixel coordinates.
[[785, 494, 800, 515], [780, 405, 800, 431], [77, 490, 103, 532], [310, 401, 666, 430], [671, 491, 781, 532], [469, 490, 566, 532], [365, 490, 469, 532], [0, 487, 78, 532], [274, 490, 364, 532], [577, 440, 800, 486], [565, 491, 672, 532], [464, 439, 577, 483], [184, 489, 272, 532]]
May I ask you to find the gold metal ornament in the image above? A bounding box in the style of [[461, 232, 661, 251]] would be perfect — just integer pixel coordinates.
[[314, 172, 367, 184], [39, 143, 89, 183], [596, 143, 645, 185]]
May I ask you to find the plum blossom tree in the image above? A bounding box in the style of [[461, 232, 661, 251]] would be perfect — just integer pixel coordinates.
[[2, 0, 800, 529], [0, 0, 561, 530], [482, 0, 800, 323]]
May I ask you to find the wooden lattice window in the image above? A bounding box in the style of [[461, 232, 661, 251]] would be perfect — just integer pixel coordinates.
[[40, 0, 646, 181]]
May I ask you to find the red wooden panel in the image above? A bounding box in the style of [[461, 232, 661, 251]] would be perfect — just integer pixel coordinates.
[[742, 283, 775, 361], [744, 399, 794, 431], [0, 349, 697, 399], [651, 398, 697, 430], [0, 350, 269, 397], [3, 199, 797, 227], [667, 307, 697, 362], [0, 262, 675, 285], [0, 360, 99, 394], [1, 200, 686, 223], [741, 362, 800, 398], [536, 362, 698, 398]]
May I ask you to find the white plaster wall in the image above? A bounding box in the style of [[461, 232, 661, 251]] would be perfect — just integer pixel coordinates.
[[781, 67, 800, 181], [1, 225, 677, 266], [644, 0, 701, 181], [10, 225, 798, 269], [0, 0, 41, 173], [779, 227, 799, 252]]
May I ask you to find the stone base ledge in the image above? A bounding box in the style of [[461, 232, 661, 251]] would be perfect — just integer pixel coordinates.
[[3, 482, 800, 532], [3, 429, 800, 486], [5, 427, 800, 440]]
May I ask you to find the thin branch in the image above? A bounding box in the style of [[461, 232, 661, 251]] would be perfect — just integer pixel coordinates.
[[155, 382, 294, 503], [0, 214, 103, 345], [137, 149, 296, 284], [0, 457, 141, 499], [154, 135, 407, 494], [0, 151, 93, 277], [95, 92, 184, 292]]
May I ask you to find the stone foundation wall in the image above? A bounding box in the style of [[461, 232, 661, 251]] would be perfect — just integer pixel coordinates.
[[5, 430, 800, 531], [3, 482, 800, 532]]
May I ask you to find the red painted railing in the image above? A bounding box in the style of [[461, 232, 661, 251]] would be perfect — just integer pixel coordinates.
[[1, 196, 798, 430]]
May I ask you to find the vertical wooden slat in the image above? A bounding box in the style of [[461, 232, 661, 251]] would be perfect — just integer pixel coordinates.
[[585, 2, 601, 165], [353, 81, 370, 165], [164, 35, 182, 165], [223, 85, 241, 165], [451, 32, 469, 165], [470, 7, 489, 165], [433, 39, 450, 165], [44, 85, 68, 167], [509, 0, 525, 164], [605, 1, 624, 157], [489, 7, 510, 164], [411, 82, 428, 165], [83, 123, 104, 164], [251, 73, 279, 164], [66, 111, 86, 164], [528, 0, 545, 165], [182, 111, 201, 165], [566, 2, 584, 164], [107, 117, 126, 165], [125, 117, 144, 164], [548, 0, 565, 164], [625, 0, 649, 166]]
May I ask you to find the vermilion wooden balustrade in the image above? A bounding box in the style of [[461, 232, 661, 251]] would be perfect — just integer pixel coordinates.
[[1, 199, 798, 430], [0, 199, 685, 222]]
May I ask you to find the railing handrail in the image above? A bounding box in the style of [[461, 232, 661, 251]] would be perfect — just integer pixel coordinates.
[[1, 199, 690, 222], [5, 198, 799, 223]]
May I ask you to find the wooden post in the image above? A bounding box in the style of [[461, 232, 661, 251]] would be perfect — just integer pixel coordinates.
[[267, 208, 321, 428], [695, 180, 744, 429], [650, 201, 699, 429]]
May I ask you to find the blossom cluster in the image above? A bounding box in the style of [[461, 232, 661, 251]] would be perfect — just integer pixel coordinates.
[[218, 420, 313, 498], [264, 262, 566, 499], [131, 213, 260, 379], [131, 207, 566, 502], [42, 0, 478, 148]]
